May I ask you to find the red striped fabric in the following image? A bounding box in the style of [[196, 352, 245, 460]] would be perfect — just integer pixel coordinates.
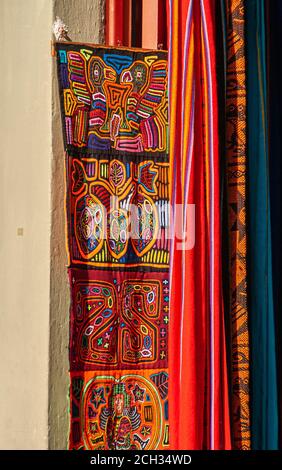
[[167, 0, 231, 449]]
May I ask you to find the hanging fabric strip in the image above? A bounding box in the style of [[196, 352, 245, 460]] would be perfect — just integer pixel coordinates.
[[225, 0, 250, 450], [246, 0, 279, 450], [168, 0, 231, 449], [55, 42, 170, 450], [266, 0, 282, 449]]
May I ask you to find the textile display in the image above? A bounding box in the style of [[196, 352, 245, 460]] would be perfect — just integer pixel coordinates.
[[55, 0, 282, 451], [56, 42, 170, 450], [224, 0, 250, 450]]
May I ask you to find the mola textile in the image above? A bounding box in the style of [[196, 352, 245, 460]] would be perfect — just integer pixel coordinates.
[[56, 42, 170, 450]]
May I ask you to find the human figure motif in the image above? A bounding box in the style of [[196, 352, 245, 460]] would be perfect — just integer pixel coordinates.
[[99, 383, 141, 450]]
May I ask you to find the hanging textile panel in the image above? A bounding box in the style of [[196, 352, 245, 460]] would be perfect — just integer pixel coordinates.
[[56, 42, 170, 450]]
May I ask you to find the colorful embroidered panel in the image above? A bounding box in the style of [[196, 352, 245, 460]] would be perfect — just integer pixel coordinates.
[[56, 43, 169, 450]]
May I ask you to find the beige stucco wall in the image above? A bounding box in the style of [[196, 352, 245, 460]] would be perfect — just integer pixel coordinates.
[[49, 0, 105, 449], [0, 0, 52, 450]]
